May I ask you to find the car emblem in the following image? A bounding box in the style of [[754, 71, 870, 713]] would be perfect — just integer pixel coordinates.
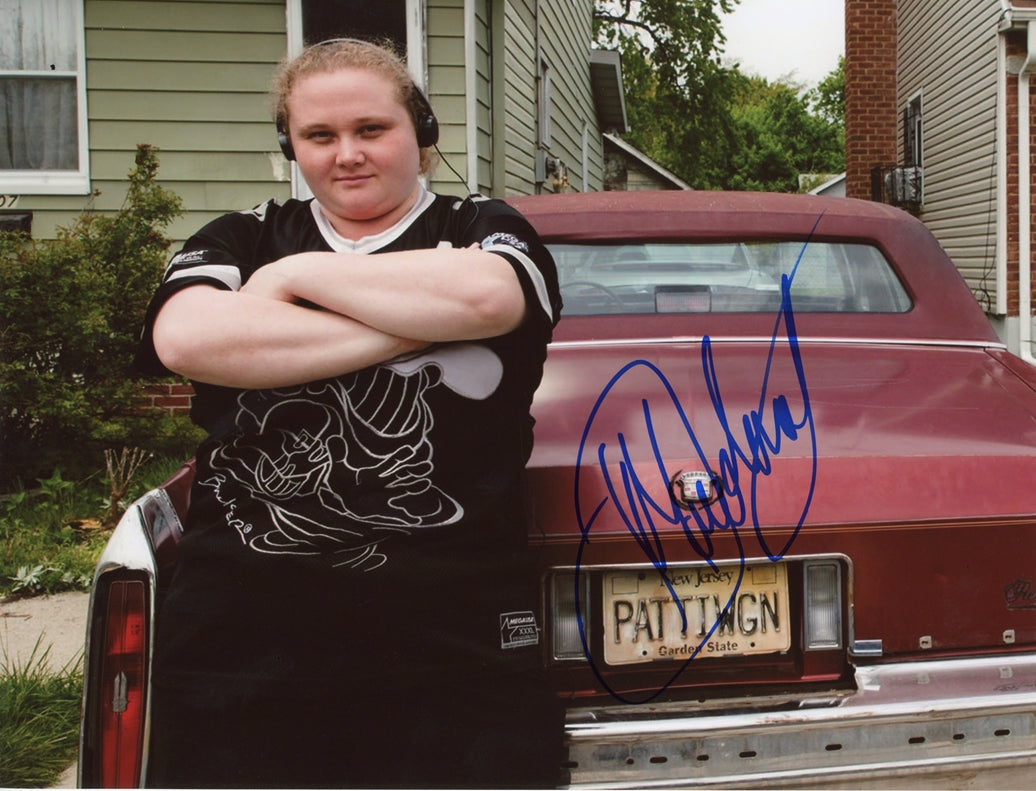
[[669, 469, 723, 510]]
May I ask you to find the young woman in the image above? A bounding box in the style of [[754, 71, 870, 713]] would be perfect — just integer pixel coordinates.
[[138, 38, 564, 788]]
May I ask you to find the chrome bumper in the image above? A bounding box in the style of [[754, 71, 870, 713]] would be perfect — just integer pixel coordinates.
[[564, 654, 1036, 788]]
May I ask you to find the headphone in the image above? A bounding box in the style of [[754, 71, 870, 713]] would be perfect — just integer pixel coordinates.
[[276, 37, 440, 161]]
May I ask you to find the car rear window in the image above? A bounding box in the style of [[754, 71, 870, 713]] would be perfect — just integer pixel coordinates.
[[548, 241, 913, 316]]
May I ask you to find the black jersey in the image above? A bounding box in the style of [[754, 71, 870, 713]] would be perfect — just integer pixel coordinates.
[[140, 190, 562, 682]]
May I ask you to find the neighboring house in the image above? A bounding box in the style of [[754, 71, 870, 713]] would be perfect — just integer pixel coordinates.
[[845, 0, 1036, 365], [805, 174, 847, 197], [0, 0, 627, 244], [603, 132, 691, 191]]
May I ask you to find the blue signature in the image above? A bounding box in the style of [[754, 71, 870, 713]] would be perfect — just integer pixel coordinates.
[[572, 231, 820, 704]]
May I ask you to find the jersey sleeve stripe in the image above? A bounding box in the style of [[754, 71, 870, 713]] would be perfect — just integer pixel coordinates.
[[167, 264, 243, 291], [483, 244, 553, 322]]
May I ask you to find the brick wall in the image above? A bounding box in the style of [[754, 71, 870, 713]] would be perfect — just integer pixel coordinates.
[[141, 381, 194, 417], [844, 0, 899, 200], [1007, 31, 1022, 317], [1004, 29, 1036, 317]]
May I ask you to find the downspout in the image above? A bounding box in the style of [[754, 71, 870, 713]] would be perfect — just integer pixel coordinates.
[[996, 20, 1009, 317], [1020, 21, 1035, 365]]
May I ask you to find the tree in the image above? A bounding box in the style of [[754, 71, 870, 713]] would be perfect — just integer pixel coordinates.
[[594, 0, 741, 188], [806, 56, 845, 127], [594, 0, 739, 89], [594, 2, 845, 191], [723, 69, 845, 192]]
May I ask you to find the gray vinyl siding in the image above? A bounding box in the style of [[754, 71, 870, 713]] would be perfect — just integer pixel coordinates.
[[898, 0, 1002, 305], [21, 0, 289, 242]]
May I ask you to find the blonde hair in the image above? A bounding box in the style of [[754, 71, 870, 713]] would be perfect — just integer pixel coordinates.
[[271, 38, 436, 173]]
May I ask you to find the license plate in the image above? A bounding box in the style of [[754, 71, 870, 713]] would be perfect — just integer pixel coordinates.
[[603, 564, 791, 665]]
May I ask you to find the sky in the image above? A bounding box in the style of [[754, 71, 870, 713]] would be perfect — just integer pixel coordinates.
[[719, 0, 844, 87]]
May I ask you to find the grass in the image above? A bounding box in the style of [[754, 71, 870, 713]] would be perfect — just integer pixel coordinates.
[[0, 639, 83, 788]]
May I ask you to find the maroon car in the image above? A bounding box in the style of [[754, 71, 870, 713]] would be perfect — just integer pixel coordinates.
[[80, 191, 1036, 787]]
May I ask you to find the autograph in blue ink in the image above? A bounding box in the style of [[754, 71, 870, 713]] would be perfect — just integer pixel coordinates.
[[573, 224, 822, 704]]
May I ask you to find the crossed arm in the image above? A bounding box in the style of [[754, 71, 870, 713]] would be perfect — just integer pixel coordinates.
[[151, 247, 526, 389]]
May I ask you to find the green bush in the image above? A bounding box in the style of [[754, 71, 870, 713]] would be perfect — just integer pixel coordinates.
[[0, 145, 201, 490]]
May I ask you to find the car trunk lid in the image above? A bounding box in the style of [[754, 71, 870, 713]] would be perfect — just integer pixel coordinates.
[[528, 339, 1036, 670]]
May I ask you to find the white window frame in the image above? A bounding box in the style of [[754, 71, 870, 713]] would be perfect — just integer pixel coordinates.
[[0, 0, 90, 195]]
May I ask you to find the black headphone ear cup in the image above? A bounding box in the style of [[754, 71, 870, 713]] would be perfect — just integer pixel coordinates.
[[277, 130, 296, 161], [416, 112, 439, 148], [410, 85, 439, 148]]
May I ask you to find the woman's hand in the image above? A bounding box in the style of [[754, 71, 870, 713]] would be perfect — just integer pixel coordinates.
[[240, 256, 304, 303]]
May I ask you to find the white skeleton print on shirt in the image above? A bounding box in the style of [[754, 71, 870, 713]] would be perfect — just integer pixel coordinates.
[[197, 343, 504, 571]]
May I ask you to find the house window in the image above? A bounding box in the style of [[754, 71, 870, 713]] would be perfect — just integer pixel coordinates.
[[300, 0, 406, 48], [294, 0, 425, 94], [0, 0, 89, 194], [904, 95, 922, 168]]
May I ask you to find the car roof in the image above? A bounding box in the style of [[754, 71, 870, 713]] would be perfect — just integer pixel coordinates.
[[506, 191, 1001, 346], [507, 190, 906, 242]]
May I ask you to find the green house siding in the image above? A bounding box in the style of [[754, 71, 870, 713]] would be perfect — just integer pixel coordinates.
[[503, 0, 539, 194], [426, 0, 603, 197], [14, 0, 607, 241], [21, 0, 289, 241], [538, 0, 601, 192], [496, 0, 603, 195], [427, 0, 471, 195], [472, 0, 495, 194]]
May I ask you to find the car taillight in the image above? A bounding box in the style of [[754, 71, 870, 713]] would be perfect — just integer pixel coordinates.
[[804, 560, 843, 650], [97, 579, 149, 788]]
